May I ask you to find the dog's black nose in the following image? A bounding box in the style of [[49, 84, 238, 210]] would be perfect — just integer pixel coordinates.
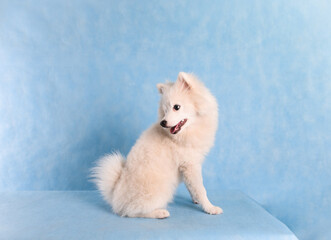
[[160, 120, 167, 128]]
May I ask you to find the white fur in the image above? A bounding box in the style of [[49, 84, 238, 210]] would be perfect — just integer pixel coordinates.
[[91, 72, 223, 218], [90, 152, 124, 205]]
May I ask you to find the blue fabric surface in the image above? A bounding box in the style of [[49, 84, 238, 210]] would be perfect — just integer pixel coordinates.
[[0, 190, 297, 240], [0, 1, 330, 239]]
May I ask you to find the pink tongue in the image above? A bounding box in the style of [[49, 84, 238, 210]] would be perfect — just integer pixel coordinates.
[[170, 124, 180, 134]]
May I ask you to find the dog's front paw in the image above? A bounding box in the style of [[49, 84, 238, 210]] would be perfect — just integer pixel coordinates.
[[204, 205, 223, 215], [192, 199, 199, 204]]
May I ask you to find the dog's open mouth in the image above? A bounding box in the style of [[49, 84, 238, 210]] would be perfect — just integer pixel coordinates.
[[170, 119, 187, 134]]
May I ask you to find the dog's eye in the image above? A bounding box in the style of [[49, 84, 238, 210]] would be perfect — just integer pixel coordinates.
[[173, 104, 181, 111]]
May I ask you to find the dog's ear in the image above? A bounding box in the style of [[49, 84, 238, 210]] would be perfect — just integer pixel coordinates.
[[176, 72, 191, 91], [156, 83, 166, 94]]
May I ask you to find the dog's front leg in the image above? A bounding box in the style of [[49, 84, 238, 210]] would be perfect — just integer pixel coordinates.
[[180, 163, 223, 215]]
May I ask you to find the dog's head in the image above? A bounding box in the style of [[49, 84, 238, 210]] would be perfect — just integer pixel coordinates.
[[157, 72, 217, 136]]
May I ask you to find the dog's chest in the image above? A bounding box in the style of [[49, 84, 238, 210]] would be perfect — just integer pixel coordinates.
[[172, 146, 205, 166]]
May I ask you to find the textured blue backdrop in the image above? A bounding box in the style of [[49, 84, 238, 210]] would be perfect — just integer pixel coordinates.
[[0, 1, 330, 239]]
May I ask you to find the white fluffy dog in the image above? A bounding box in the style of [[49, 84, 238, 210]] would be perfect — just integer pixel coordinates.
[[92, 72, 223, 218]]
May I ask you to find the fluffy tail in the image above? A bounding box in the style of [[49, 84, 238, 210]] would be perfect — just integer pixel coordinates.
[[91, 152, 125, 205]]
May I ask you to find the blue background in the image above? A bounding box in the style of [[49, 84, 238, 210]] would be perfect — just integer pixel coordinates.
[[0, 0, 330, 239]]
